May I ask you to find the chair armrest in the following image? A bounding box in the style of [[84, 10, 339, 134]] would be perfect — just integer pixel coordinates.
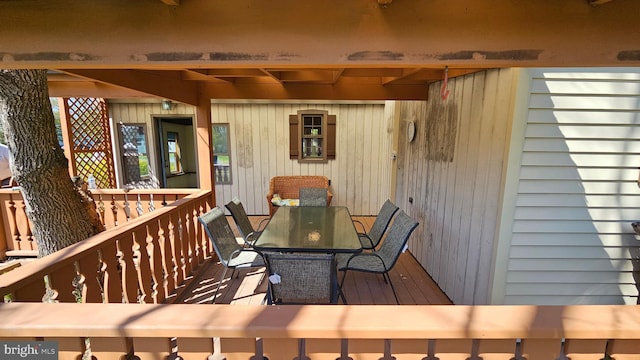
[[340, 252, 385, 270], [352, 219, 367, 234], [245, 232, 259, 247], [257, 218, 270, 231], [358, 233, 375, 249], [326, 191, 334, 206], [266, 194, 276, 217]]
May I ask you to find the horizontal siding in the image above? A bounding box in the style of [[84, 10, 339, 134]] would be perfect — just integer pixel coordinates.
[[531, 79, 640, 95], [510, 246, 636, 259], [516, 194, 640, 208], [527, 110, 640, 125], [508, 259, 635, 272], [507, 271, 638, 284], [504, 68, 640, 305], [519, 167, 640, 180], [510, 233, 640, 247], [514, 207, 640, 221], [517, 180, 640, 194], [525, 124, 640, 139], [504, 295, 633, 305], [512, 220, 632, 233]]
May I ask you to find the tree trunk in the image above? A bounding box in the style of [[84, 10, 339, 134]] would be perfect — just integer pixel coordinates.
[[0, 69, 99, 257]]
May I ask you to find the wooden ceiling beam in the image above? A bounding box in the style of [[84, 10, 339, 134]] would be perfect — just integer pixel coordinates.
[[180, 69, 232, 83], [199, 82, 429, 101], [202, 69, 268, 78], [341, 69, 406, 77], [589, 0, 614, 6], [48, 81, 151, 99], [1, 0, 638, 70], [382, 68, 426, 85], [58, 69, 199, 105], [266, 70, 341, 83]]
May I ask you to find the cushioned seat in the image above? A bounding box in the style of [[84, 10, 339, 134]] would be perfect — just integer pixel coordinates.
[[266, 176, 332, 216]]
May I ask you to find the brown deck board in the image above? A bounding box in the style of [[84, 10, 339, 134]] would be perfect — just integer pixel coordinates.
[[175, 216, 452, 305]]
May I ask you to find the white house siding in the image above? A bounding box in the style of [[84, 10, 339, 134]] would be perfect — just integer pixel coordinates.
[[495, 68, 640, 305], [395, 69, 517, 305], [109, 101, 392, 216]]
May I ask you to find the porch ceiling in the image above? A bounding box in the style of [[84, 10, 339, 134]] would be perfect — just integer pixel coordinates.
[[46, 67, 482, 103], [1, 0, 635, 102]]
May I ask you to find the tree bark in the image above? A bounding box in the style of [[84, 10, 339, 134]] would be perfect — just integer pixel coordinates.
[[0, 69, 99, 257]]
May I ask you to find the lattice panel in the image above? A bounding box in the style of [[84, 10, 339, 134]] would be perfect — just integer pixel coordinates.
[[120, 124, 142, 183], [65, 98, 115, 188]]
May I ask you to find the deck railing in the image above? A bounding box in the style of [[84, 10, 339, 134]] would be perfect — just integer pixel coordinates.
[[0, 189, 639, 359], [0, 303, 639, 360], [0, 188, 196, 259], [0, 190, 213, 304]]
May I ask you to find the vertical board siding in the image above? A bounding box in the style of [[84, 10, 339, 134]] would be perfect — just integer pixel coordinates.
[[212, 102, 390, 216], [505, 68, 640, 305], [110, 101, 390, 216], [396, 69, 516, 305]]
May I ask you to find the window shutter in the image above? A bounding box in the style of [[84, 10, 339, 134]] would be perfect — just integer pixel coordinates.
[[289, 114, 299, 159], [327, 114, 336, 159]]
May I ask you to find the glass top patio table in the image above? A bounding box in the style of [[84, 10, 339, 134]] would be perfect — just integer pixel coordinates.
[[253, 206, 362, 253]]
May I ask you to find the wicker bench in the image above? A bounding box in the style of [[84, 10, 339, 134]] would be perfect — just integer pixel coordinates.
[[266, 175, 333, 216]]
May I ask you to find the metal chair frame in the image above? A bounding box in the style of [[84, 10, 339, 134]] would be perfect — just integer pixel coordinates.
[[225, 197, 269, 247], [353, 199, 399, 250], [198, 207, 265, 303], [337, 210, 419, 304]]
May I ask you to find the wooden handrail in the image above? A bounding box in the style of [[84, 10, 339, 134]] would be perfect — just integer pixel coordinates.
[[1, 188, 639, 359], [0, 188, 199, 259], [0, 303, 639, 359], [0, 190, 214, 303]]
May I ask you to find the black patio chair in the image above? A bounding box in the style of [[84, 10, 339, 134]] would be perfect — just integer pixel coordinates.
[[336, 210, 419, 304], [225, 197, 269, 247], [353, 199, 399, 250], [299, 187, 328, 206], [198, 207, 265, 304], [262, 251, 339, 304]]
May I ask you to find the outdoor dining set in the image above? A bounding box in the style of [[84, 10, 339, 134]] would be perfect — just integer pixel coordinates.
[[198, 188, 419, 305]]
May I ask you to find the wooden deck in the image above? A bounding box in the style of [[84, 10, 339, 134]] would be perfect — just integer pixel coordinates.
[[174, 216, 452, 305]]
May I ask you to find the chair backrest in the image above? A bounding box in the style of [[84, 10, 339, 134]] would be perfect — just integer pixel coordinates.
[[367, 199, 400, 247], [262, 252, 334, 304], [299, 187, 328, 206], [269, 175, 329, 200], [225, 197, 255, 240], [375, 210, 419, 270], [198, 207, 243, 266]]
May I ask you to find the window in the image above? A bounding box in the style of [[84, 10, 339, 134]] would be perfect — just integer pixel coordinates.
[[167, 131, 182, 174], [118, 123, 150, 184], [212, 124, 232, 184], [301, 113, 324, 160], [289, 110, 336, 163]]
